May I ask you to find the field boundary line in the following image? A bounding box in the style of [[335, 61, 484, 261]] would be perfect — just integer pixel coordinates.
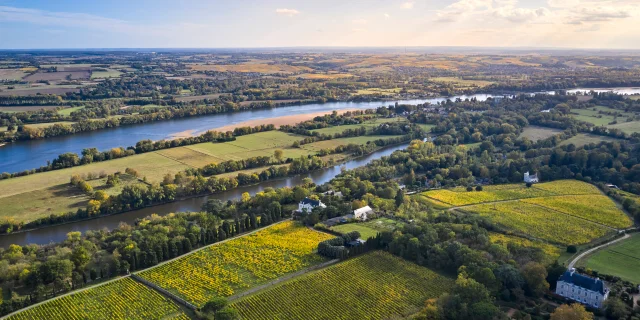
[[154, 150, 196, 169], [226, 258, 340, 303], [131, 274, 197, 311], [568, 233, 629, 269], [523, 201, 619, 231], [607, 249, 640, 262]]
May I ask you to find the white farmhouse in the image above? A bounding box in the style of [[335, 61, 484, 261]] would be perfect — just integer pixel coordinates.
[[353, 206, 373, 221], [297, 197, 326, 213], [556, 268, 609, 309], [524, 171, 539, 183]]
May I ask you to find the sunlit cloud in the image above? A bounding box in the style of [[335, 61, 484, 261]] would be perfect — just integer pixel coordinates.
[[275, 8, 300, 17], [401, 2, 415, 9]]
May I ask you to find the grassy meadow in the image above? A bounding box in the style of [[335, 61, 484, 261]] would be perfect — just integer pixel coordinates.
[[519, 126, 562, 141], [330, 218, 402, 239], [310, 117, 407, 135], [579, 234, 640, 284], [571, 106, 640, 134], [558, 133, 623, 147]]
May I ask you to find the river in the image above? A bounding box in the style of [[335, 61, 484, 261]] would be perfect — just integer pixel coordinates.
[[0, 94, 498, 174], [0, 142, 408, 247]]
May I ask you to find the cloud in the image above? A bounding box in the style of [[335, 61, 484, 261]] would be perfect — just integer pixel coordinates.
[[401, 2, 415, 9], [352, 18, 367, 25], [352, 28, 367, 32], [275, 8, 300, 17], [435, 0, 551, 23], [435, 0, 492, 22], [568, 6, 631, 24], [547, 0, 580, 8], [384, 13, 390, 19], [493, 7, 550, 23]]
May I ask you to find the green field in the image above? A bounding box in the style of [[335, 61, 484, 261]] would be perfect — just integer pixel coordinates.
[[90, 69, 123, 79], [0, 152, 188, 197], [330, 218, 402, 239], [57, 106, 85, 116], [559, 133, 623, 147], [138, 221, 332, 307], [331, 223, 379, 239], [417, 123, 436, 132], [0, 184, 88, 223], [310, 118, 407, 135], [571, 106, 640, 134], [519, 126, 562, 141], [579, 234, 640, 284], [6, 278, 188, 320], [301, 135, 403, 152], [231, 251, 454, 320], [23, 121, 76, 129], [0, 173, 144, 223]]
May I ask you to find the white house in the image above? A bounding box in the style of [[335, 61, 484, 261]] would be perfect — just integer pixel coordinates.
[[297, 197, 326, 213], [556, 268, 609, 309], [353, 206, 373, 221], [524, 171, 539, 183]]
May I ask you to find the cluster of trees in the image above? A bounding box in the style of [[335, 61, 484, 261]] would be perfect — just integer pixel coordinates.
[[316, 231, 376, 259]]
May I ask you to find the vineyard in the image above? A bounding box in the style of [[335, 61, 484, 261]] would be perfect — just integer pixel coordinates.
[[421, 180, 600, 207], [521, 195, 632, 228], [6, 278, 187, 320], [138, 221, 332, 306], [230, 251, 454, 320], [464, 202, 610, 245], [489, 233, 562, 264]]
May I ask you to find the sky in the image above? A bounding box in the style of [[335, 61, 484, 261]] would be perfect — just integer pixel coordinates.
[[0, 0, 639, 49]]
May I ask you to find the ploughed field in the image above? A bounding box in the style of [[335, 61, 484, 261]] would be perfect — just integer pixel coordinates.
[[6, 278, 189, 320], [420, 180, 632, 245], [230, 251, 454, 320], [138, 221, 332, 307]]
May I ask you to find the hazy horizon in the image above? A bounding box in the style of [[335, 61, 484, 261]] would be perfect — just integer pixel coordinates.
[[1, 0, 639, 50]]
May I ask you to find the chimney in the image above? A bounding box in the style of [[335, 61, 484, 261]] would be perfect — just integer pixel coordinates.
[[596, 277, 600, 282], [570, 268, 576, 275]]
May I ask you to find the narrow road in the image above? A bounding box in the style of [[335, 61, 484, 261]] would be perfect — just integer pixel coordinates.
[[567, 233, 629, 269]]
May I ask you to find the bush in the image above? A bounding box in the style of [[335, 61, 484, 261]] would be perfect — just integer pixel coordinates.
[[476, 185, 483, 191], [566, 245, 577, 253], [202, 296, 227, 315], [466, 186, 473, 192]]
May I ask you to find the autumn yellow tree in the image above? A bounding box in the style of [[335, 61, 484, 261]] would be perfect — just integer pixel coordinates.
[[550, 304, 593, 320]]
